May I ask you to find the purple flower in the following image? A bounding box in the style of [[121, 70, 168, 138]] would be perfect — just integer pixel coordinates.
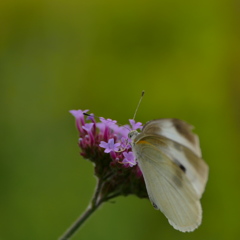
[[99, 138, 121, 153], [98, 118, 117, 142], [129, 119, 143, 130], [65, 108, 149, 240], [82, 123, 95, 145], [86, 114, 95, 122], [69, 109, 147, 200], [111, 125, 130, 138], [119, 137, 131, 150], [122, 152, 136, 167], [69, 109, 89, 134], [96, 122, 105, 131], [69, 109, 89, 119], [82, 123, 94, 132], [100, 117, 117, 126]]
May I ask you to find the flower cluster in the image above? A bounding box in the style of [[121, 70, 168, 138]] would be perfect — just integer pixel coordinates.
[[70, 109, 148, 199]]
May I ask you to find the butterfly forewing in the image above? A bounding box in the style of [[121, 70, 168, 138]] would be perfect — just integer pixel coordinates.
[[142, 119, 202, 158]]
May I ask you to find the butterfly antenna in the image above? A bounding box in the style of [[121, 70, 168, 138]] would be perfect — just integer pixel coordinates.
[[133, 90, 145, 120]]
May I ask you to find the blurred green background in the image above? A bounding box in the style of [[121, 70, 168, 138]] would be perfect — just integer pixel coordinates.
[[1, 0, 240, 239]]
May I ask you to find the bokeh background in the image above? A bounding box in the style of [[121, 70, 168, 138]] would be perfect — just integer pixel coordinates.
[[1, 0, 240, 239]]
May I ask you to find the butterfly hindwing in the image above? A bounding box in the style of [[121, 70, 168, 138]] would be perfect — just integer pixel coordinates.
[[140, 135, 208, 198], [133, 136, 202, 232], [140, 119, 208, 197]]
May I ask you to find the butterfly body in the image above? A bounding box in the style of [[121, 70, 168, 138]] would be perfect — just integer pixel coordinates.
[[129, 119, 209, 232]]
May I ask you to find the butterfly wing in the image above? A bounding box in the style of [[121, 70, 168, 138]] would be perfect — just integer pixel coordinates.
[[141, 119, 208, 198], [142, 118, 202, 157], [133, 136, 203, 232]]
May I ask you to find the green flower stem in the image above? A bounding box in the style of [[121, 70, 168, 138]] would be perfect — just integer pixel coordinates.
[[59, 179, 104, 240]]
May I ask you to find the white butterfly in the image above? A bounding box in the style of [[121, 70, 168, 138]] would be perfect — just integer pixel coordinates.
[[128, 118, 209, 232]]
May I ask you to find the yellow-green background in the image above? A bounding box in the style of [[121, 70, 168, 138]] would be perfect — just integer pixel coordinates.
[[1, 0, 240, 239]]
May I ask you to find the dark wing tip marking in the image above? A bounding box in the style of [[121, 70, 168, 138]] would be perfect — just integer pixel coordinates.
[[171, 119, 195, 144]]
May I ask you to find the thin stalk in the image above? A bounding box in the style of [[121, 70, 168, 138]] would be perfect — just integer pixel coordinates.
[[58, 179, 103, 240]]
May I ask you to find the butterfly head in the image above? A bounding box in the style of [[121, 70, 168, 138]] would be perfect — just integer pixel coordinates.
[[128, 130, 139, 141]]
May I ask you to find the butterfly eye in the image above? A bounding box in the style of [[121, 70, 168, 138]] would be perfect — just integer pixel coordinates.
[[128, 132, 133, 138]]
